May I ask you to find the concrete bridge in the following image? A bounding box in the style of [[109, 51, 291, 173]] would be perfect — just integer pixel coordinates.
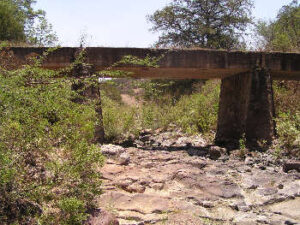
[[5, 47, 300, 147]]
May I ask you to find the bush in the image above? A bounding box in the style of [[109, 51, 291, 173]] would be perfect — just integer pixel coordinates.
[[102, 92, 138, 141], [273, 81, 300, 152], [276, 111, 300, 150], [170, 80, 220, 135], [101, 80, 220, 141], [58, 197, 88, 225], [0, 59, 104, 223]]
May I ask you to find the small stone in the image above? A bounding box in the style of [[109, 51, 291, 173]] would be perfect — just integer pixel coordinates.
[[187, 148, 208, 157], [230, 201, 250, 212], [134, 140, 144, 148], [85, 209, 119, 225], [256, 215, 269, 224], [150, 183, 164, 190], [259, 165, 266, 170], [188, 159, 207, 169], [245, 157, 254, 165], [142, 162, 155, 168], [140, 134, 151, 142], [126, 183, 146, 193], [201, 201, 214, 208], [161, 140, 176, 148], [288, 169, 298, 174], [219, 155, 230, 162], [119, 152, 130, 165], [140, 129, 152, 136], [285, 220, 297, 225], [278, 184, 284, 189], [239, 205, 251, 212], [116, 179, 134, 189], [283, 160, 300, 173], [258, 188, 278, 196], [101, 144, 125, 156], [248, 184, 258, 189], [209, 146, 224, 160], [245, 168, 252, 172], [139, 179, 150, 186]]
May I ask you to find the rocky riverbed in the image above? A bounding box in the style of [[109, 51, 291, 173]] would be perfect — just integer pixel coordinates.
[[93, 132, 300, 225]]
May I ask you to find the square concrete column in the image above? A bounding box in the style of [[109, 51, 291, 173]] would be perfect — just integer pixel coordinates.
[[215, 72, 252, 148], [245, 68, 276, 146], [215, 68, 276, 149]]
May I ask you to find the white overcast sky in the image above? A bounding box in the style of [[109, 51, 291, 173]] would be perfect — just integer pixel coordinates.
[[35, 0, 293, 47]]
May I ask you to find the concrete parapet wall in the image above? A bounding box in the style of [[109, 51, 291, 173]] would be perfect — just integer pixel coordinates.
[[2, 47, 300, 80]]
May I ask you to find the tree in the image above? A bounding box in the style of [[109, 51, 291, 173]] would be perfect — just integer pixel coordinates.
[[148, 0, 253, 49], [0, 0, 58, 46], [256, 0, 300, 52], [0, 1, 25, 41], [26, 17, 58, 46]]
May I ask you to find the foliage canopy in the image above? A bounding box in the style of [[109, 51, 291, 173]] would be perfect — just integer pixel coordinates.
[[148, 0, 253, 49], [0, 0, 57, 46], [256, 0, 300, 52], [0, 0, 25, 41]]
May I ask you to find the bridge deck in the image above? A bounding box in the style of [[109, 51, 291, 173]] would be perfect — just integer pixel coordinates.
[[5, 47, 300, 80]]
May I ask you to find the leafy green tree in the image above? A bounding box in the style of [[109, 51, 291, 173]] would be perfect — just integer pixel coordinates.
[[148, 0, 253, 49], [0, 0, 25, 41], [0, 0, 58, 46], [256, 0, 300, 52], [27, 17, 58, 46]]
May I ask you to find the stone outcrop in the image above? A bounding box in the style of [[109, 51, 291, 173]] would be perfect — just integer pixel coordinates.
[[98, 145, 300, 225]]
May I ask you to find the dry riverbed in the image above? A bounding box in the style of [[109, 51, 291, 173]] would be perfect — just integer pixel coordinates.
[[93, 132, 300, 225]]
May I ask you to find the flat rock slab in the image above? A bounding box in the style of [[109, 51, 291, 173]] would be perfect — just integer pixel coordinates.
[[97, 146, 300, 225], [99, 192, 171, 215], [267, 198, 300, 221]]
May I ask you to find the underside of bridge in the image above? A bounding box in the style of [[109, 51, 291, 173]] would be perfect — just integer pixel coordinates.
[[3, 47, 300, 147]]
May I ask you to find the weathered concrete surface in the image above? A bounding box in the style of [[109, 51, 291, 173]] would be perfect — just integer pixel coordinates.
[[3, 47, 300, 80], [215, 72, 252, 147], [246, 68, 276, 146], [216, 68, 276, 148]]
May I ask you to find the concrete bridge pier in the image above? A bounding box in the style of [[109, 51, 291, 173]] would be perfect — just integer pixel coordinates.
[[215, 67, 276, 149]]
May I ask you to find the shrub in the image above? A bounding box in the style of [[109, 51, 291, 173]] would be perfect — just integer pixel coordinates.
[[101, 80, 220, 141], [276, 111, 300, 149], [58, 197, 88, 225], [273, 81, 300, 152], [102, 92, 138, 141], [171, 80, 220, 135], [0, 54, 104, 224]]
